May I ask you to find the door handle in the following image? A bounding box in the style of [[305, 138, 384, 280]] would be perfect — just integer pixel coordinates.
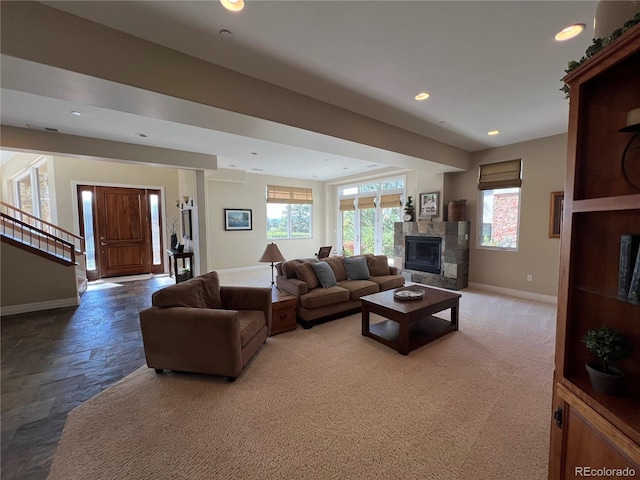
[[101, 241, 108, 246]]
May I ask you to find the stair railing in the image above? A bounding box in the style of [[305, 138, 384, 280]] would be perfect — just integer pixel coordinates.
[[0, 201, 84, 254], [1, 213, 76, 264]]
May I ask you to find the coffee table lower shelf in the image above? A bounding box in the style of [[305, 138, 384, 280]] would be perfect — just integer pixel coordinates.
[[367, 316, 455, 354]]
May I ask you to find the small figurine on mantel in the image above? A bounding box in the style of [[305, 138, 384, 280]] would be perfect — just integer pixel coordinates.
[[403, 196, 415, 221]]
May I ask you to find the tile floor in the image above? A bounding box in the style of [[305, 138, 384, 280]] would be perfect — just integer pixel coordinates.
[[1, 275, 175, 479]]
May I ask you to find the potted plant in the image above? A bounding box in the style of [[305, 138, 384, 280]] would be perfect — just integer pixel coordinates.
[[167, 216, 179, 250], [403, 196, 415, 222], [582, 327, 634, 396]]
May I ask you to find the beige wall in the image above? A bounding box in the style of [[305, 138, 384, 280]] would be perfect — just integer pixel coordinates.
[[206, 173, 324, 270], [445, 134, 567, 296], [1, 242, 77, 308], [51, 156, 179, 236]]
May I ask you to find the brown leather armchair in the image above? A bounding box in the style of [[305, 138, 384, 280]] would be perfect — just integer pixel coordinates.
[[139, 272, 272, 381]]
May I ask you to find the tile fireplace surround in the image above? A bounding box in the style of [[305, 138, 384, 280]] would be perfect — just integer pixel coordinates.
[[394, 221, 470, 290]]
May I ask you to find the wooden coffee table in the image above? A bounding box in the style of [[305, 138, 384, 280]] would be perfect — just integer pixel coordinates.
[[361, 285, 461, 355]]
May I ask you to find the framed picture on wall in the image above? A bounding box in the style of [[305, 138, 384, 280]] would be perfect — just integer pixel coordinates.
[[419, 192, 439, 219], [549, 192, 564, 238], [224, 208, 252, 231]]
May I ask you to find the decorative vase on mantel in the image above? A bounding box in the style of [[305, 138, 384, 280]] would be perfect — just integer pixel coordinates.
[[447, 199, 466, 221]]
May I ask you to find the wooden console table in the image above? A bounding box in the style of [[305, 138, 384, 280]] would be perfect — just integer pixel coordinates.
[[166, 249, 194, 284]]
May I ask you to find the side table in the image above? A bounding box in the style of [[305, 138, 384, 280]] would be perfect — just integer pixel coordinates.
[[166, 249, 194, 284], [270, 289, 298, 336]]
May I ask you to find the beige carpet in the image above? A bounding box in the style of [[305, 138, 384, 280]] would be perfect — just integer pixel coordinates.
[[48, 289, 556, 480]]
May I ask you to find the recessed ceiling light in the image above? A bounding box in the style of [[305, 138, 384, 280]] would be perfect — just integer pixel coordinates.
[[555, 24, 586, 41], [250, 152, 258, 155], [220, 0, 244, 12], [70, 111, 81, 116], [488, 130, 501, 136], [135, 133, 148, 138], [414, 92, 430, 101], [219, 29, 233, 39], [251, 168, 264, 171]]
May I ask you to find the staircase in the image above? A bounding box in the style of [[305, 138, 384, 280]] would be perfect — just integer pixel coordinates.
[[0, 201, 87, 314]]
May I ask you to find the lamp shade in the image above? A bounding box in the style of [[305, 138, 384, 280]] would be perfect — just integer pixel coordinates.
[[258, 243, 285, 263]]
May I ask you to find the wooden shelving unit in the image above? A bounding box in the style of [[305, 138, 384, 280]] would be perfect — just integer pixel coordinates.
[[548, 26, 640, 478]]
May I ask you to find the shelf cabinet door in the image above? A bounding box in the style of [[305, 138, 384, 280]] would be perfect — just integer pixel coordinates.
[[549, 385, 640, 479]]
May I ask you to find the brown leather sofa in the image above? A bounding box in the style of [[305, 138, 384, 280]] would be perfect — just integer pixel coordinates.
[[139, 272, 271, 381], [276, 254, 404, 328]]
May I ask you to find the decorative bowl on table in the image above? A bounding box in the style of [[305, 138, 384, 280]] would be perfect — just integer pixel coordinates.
[[393, 287, 425, 301]]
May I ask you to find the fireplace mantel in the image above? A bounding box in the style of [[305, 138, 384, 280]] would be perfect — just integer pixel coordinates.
[[394, 221, 469, 290]]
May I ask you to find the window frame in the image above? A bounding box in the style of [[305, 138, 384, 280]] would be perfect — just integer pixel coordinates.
[[12, 156, 52, 222], [476, 159, 523, 252], [336, 175, 405, 256], [266, 185, 313, 240]]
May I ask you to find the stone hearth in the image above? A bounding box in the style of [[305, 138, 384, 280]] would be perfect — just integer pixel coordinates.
[[394, 221, 470, 290]]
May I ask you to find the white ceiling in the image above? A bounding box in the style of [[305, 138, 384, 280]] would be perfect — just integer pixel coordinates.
[[1, 1, 598, 180]]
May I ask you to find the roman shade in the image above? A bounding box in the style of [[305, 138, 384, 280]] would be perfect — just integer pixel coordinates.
[[379, 193, 402, 208], [339, 198, 355, 211], [357, 196, 376, 209], [267, 185, 313, 204], [478, 159, 522, 190]]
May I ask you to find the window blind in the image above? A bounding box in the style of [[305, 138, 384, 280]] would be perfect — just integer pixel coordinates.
[[357, 196, 376, 209], [267, 185, 313, 204], [478, 159, 522, 190], [339, 198, 355, 211], [379, 193, 402, 208]]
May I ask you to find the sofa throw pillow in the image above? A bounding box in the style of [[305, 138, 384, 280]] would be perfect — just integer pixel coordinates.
[[295, 262, 320, 289], [367, 255, 390, 276], [325, 256, 347, 281], [311, 261, 338, 288], [344, 256, 371, 280]]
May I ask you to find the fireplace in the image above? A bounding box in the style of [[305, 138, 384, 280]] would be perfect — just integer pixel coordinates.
[[405, 236, 442, 274]]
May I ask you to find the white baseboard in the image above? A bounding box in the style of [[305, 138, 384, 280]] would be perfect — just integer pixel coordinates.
[[215, 265, 266, 274], [1, 297, 80, 316], [468, 282, 557, 304]]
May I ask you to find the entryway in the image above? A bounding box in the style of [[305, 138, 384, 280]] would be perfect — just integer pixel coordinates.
[[77, 185, 165, 281]]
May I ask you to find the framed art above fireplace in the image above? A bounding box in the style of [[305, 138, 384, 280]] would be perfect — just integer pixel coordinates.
[[419, 192, 439, 219]]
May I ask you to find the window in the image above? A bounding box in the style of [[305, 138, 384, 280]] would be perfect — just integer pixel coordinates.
[[478, 159, 522, 250], [266, 185, 313, 239], [13, 157, 51, 222], [337, 176, 404, 256], [81, 190, 97, 271]]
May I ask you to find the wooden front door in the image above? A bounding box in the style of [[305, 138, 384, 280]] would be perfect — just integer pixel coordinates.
[[95, 186, 150, 278]]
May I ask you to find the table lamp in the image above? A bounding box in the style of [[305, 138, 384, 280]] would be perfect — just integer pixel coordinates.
[[258, 243, 286, 288]]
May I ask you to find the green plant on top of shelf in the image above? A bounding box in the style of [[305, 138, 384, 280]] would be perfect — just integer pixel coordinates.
[[561, 13, 640, 98]]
